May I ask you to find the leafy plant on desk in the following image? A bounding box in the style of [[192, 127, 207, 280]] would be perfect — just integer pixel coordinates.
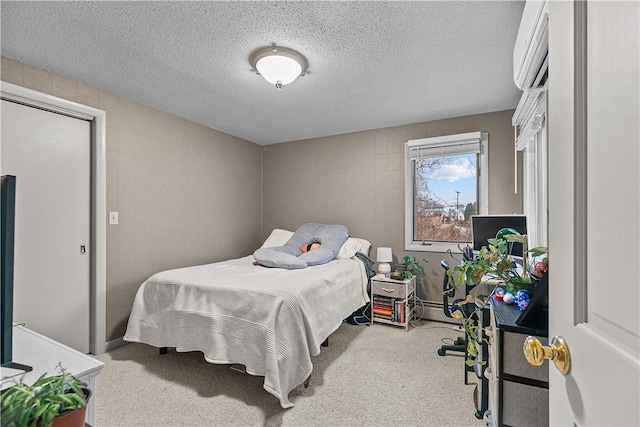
[[446, 238, 549, 365], [0, 363, 90, 427], [452, 237, 548, 292]]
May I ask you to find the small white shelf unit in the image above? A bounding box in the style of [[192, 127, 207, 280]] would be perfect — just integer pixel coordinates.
[[370, 276, 416, 331]]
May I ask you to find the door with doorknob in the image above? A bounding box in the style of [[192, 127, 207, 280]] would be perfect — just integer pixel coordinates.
[[1, 99, 91, 354], [546, 1, 639, 424]]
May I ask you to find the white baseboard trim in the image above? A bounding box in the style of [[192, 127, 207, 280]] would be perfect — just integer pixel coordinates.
[[412, 300, 460, 324], [418, 306, 459, 323], [105, 337, 126, 352]]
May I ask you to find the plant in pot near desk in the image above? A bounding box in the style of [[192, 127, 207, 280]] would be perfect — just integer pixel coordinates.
[[0, 363, 91, 427], [453, 233, 548, 294], [447, 236, 548, 365], [390, 255, 427, 280]]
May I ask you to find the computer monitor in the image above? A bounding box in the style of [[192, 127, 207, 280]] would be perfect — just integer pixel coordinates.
[[471, 215, 527, 257]]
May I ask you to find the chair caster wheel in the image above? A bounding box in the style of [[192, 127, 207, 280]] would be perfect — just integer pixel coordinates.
[[437, 348, 446, 356], [475, 411, 484, 419]]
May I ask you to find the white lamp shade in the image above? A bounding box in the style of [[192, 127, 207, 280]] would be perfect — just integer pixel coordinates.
[[376, 247, 393, 263], [376, 247, 393, 277], [255, 55, 302, 86]]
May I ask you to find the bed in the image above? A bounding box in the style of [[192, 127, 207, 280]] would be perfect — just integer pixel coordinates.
[[123, 229, 371, 408]]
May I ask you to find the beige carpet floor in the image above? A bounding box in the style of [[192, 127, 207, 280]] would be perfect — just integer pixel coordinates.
[[94, 320, 486, 426]]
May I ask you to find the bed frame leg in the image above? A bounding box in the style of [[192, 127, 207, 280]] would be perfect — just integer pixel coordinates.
[[305, 338, 326, 387], [159, 347, 168, 355]]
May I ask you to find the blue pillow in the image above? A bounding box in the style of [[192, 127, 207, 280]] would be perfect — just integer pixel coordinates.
[[253, 223, 349, 269]]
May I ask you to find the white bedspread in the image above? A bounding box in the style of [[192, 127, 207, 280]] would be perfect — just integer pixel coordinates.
[[123, 255, 369, 408]]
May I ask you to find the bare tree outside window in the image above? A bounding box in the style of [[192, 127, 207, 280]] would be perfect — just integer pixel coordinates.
[[413, 153, 478, 243]]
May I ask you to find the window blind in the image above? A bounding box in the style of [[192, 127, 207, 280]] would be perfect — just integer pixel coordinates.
[[408, 131, 482, 160], [513, 91, 547, 151]]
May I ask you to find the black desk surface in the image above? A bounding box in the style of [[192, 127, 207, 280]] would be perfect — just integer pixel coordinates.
[[491, 296, 548, 337]]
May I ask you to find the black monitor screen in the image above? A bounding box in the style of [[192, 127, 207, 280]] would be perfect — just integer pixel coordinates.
[[471, 215, 527, 257]]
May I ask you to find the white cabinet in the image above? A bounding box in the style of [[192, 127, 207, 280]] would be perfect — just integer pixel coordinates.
[[0, 325, 104, 426]]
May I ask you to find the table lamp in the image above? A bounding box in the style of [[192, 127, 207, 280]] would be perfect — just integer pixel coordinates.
[[376, 247, 393, 278]]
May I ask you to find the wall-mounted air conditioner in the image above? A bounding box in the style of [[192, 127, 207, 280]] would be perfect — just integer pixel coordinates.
[[513, 0, 548, 90]]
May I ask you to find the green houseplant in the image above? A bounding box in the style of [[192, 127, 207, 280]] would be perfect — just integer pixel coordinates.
[[0, 364, 90, 427], [451, 236, 548, 293], [397, 255, 427, 279], [446, 237, 548, 365]]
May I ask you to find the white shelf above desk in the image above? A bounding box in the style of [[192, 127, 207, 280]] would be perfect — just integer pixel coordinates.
[[1, 325, 104, 426]]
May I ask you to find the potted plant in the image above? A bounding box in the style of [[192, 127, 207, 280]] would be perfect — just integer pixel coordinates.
[[446, 236, 548, 365], [0, 363, 91, 427], [397, 255, 427, 280]]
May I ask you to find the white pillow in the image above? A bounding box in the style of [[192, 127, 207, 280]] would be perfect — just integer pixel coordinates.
[[352, 238, 372, 256], [336, 238, 361, 259], [336, 237, 371, 259], [261, 229, 294, 248]]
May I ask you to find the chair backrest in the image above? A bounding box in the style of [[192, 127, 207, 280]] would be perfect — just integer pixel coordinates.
[[441, 260, 456, 318]]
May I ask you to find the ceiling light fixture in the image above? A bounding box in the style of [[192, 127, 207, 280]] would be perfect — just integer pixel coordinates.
[[249, 46, 308, 90]]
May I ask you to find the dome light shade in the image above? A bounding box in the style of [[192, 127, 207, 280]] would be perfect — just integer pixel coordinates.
[[250, 46, 307, 89], [256, 55, 301, 86]]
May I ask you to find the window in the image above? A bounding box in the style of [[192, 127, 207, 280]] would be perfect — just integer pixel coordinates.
[[514, 90, 548, 248], [404, 132, 488, 252]]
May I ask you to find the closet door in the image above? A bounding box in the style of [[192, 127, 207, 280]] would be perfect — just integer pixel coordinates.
[[1, 99, 91, 353]]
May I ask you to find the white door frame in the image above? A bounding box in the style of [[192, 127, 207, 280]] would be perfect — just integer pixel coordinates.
[[0, 81, 106, 355]]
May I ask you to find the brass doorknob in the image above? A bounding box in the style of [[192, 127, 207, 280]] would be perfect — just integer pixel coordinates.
[[523, 335, 572, 375]]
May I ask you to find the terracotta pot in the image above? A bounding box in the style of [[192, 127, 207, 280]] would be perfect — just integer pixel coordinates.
[[49, 387, 92, 427], [51, 406, 87, 427]]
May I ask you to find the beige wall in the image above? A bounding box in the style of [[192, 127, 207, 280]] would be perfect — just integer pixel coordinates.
[[1, 58, 264, 341], [1, 57, 521, 338], [264, 110, 522, 309]]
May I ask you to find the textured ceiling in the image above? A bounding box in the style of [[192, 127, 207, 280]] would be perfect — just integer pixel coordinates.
[[1, 1, 525, 145]]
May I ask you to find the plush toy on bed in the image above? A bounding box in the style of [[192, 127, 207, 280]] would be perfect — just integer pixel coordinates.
[[253, 223, 349, 269]]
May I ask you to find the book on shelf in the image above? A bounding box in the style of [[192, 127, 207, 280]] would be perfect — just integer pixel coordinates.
[[373, 307, 393, 317], [373, 302, 392, 310], [372, 299, 408, 323], [373, 314, 393, 320], [373, 292, 412, 324]]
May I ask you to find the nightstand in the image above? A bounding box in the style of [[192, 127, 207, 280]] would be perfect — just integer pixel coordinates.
[[370, 276, 416, 331]]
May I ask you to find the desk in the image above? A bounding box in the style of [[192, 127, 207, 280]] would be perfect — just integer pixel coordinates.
[[0, 325, 104, 426], [486, 298, 548, 426]]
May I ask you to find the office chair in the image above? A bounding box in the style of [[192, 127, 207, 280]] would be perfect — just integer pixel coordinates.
[[437, 260, 466, 356]]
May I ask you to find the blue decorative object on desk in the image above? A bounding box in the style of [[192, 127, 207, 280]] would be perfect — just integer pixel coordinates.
[[514, 289, 531, 311]]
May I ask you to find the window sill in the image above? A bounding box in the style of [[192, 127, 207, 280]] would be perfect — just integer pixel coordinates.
[[405, 242, 467, 253]]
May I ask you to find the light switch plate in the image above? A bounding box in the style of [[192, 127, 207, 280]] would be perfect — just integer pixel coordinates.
[[109, 211, 118, 225]]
